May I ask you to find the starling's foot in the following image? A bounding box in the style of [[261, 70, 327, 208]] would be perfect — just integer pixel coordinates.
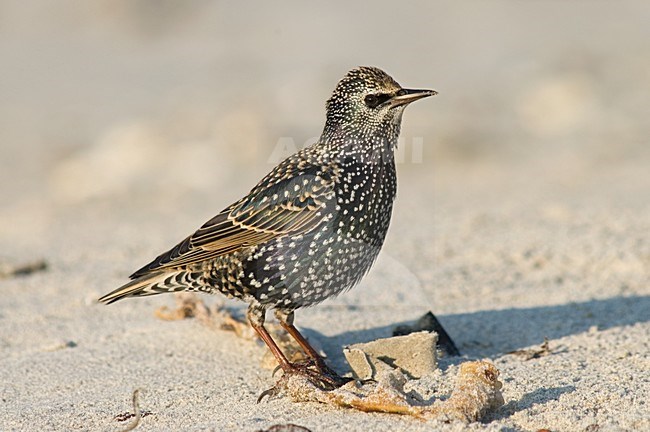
[[286, 355, 345, 379], [257, 362, 353, 402], [292, 359, 353, 389]]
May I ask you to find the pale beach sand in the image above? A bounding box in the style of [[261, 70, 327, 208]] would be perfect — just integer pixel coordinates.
[[1, 2, 649, 431]]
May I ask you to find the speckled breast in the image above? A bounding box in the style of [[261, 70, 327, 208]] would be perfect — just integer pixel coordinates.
[[244, 157, 397, 311]]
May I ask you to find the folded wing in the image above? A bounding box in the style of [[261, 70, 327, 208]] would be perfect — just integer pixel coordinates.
[[130, 160, 337, 279]]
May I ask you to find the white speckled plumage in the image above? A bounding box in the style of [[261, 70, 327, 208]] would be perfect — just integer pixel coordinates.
[[99, 66, 435, 388]]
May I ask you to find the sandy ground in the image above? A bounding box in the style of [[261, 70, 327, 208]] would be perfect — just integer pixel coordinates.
[[1, 2, 649, 431]]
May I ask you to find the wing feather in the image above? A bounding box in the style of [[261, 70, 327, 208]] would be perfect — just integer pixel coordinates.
[[130, 159, 336, 279]]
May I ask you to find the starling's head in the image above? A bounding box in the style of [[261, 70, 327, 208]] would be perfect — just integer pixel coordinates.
[[324, 66, 436, 141]]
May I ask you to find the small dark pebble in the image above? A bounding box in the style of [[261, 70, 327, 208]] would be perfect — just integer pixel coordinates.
[[393, 311, 461, 357], [0, 259, 48, 279], [257, 425, 312, 432]]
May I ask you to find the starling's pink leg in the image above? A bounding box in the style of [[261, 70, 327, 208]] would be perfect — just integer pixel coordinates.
[[248, 305, 347, 399], [248, 306, 293, 373], [250, 321, 293, 372], [276, 311, 328, 370], [276, 310, 352, 387]]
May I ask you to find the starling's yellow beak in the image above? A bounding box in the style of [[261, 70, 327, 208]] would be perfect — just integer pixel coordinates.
[[389, 88, 437, 108]]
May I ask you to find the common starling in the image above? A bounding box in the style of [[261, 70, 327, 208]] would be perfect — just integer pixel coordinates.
[[99, 66, 436, 390]]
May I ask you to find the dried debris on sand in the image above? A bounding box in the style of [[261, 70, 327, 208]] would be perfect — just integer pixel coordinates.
[[113, 388, 152, 432], [157, 293, 505, 422], [507, 337, 560, 360], [277, 361, 503, 423]]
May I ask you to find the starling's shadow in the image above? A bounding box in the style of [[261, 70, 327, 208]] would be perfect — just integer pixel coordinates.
[[299, 296, 645, 422], [306, 295, 649, 368]]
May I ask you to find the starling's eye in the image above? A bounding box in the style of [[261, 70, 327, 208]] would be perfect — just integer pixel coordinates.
[[364, 93, 391, 109], [364, 94, 379, 108]]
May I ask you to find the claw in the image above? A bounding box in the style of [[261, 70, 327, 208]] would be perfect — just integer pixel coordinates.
[[257, 385, 281, 403], [271, 364, 283, 377]]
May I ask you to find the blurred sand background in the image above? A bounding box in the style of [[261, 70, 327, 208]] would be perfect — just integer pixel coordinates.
[[1, 1, 649, 431]]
